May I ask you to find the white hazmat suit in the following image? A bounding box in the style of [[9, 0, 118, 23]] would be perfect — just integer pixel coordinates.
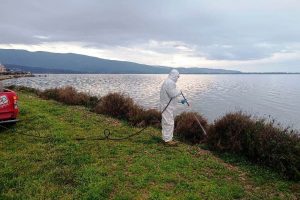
[[160, 69, 181, 142]]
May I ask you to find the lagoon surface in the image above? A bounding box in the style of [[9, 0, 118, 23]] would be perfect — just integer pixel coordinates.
[[4, 74, 300, 130]]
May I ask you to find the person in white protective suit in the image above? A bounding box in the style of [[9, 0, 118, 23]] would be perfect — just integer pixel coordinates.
[[160, 69, 187, 145]]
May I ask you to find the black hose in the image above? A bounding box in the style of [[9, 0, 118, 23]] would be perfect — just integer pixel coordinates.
[[0, 120, 150, 141], [74, 126, 148, 141], [161, 98, 173, 114]]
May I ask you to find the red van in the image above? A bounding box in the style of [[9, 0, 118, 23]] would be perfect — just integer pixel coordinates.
[[0, 89, 19, 124]]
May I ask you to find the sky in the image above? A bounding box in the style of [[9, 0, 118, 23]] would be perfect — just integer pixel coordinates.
[[0, 0, 300, 72]]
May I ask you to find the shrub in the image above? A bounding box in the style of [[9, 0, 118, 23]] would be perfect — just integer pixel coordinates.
[[207, 112, 255, 152], [252, 121, 300, 180], [94, 92, 161, 127], [127, 106, 146, 126], [39, 88, 60, 100], [6, 85, 40, 94], [128, 108, 161, 128], [208, 112, 300, 180], [142, 109, 161, 127], [87, 96, 100, 109], [94, 93, 136, 119], [174, 112, 208, 144], [57, 86, 90, 105], [39, 86, 99, 107]]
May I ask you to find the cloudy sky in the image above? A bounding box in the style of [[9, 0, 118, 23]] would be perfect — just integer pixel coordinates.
[[1, 0, 300, 72]]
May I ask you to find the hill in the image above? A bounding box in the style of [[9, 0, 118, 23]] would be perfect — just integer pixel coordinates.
[[0, 49, 241, 74]]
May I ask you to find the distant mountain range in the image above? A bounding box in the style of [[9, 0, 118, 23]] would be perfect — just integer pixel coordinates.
[[0, 49, 241, 74]]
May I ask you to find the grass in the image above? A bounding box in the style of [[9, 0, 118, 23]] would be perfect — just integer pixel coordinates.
[[0, 91, 299, 199]]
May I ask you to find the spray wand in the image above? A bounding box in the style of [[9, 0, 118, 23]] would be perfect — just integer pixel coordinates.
[[180, 91, 207, 136]]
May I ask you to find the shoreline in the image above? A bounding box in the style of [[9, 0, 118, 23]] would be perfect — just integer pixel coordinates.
[[0, 73, 34, 81], [5, 85, 300, 181], [0, 90, 299, 199]]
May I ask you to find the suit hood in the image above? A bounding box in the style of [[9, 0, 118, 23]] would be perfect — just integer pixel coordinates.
[[168, 69, 180, 82]]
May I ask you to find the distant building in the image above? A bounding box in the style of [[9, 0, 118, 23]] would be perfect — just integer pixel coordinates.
[[0, 64, 7, 73]]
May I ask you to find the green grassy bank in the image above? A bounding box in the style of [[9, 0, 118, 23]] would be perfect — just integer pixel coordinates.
[[0, 91, 299, 199]]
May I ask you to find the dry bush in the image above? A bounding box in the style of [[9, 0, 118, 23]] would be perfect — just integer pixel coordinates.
[[39, 86, 99, 107], [174, 112, 208, 144], [207, 112, 255, 152], [251, 121, 300, 180], [39, 88, 60, 100], [142, 109, 161, 127], [208, 111, 300, 180], [127, 106, 146, 126], [94, 93, 136, 119], [86, 96, 99, 108], [128, 108, 161, 128], [57, 86, 90, 105], [6, 85, 40, 94], [94, 92, 161, 127]]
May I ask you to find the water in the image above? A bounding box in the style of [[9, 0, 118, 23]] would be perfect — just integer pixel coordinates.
[[4, 74, 300, 130]]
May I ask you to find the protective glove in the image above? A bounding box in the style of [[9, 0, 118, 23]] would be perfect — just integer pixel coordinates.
[[179, 99, 188, 104]]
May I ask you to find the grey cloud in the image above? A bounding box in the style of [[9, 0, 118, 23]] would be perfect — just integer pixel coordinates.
[[1, 0, 300, 64], [198, 44, 285, 60]]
